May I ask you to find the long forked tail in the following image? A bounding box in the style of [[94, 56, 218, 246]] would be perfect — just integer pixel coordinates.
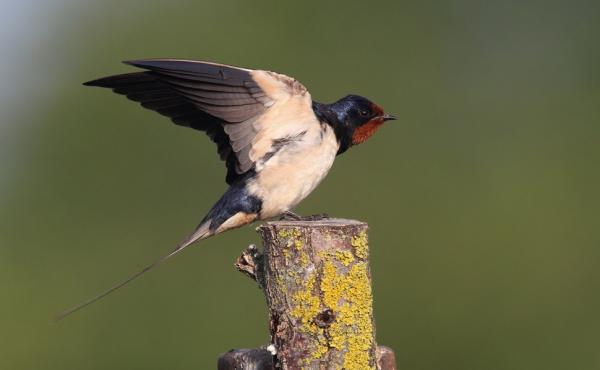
[[55, 221, 213, 321]]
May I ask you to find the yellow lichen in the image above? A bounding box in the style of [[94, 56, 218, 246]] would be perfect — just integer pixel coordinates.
[[308, 339, 329, 363], [277, 227, 302, 239], [278, 227, 304, 263], [299, 250, 309, 267], [289, 272, 327, 365], [351, 231, 369, 260], [283, 227, 375, 369], [276, 276, 285, 291], [289, 272, 321, 328], [320, 253, 375, 370], [335, 250, 355, 266]]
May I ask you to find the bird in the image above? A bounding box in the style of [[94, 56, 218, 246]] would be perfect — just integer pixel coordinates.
[[57, 59, 396, 320]]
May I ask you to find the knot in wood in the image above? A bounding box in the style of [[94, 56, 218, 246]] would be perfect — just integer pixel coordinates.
[[314, 308, 336, 328]]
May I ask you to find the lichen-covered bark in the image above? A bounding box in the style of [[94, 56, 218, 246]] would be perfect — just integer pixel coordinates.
[[256, 219, 376, 370]]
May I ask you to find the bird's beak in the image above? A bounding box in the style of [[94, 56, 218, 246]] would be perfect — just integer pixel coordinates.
[[382, 114, 397, 121]]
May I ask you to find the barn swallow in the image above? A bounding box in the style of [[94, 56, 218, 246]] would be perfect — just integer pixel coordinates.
[[57, 59, 395, 319]]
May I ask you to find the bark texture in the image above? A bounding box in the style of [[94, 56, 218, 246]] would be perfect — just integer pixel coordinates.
[[258, 219, 376, 370], [220, 218, 397, 370]]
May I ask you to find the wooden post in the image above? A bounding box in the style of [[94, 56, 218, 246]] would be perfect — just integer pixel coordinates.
[[218, 219, 396, 370]]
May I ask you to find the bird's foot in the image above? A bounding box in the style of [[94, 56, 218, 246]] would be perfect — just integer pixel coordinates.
[[279, 211, 330, 221]]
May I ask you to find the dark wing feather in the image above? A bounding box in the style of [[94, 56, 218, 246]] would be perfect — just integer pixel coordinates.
[[123, 60, 269, 123], [84, 59, 309, 184], [84, 71, 241, 184]]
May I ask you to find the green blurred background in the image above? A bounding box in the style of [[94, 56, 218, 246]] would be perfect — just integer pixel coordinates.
[[1, 0, 599, 369]]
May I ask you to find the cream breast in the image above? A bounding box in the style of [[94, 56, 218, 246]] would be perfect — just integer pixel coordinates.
[[248, 123, 339, 219]]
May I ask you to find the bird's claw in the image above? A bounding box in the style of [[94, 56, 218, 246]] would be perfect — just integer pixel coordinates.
[[280, 211, 330, 221], [303, 213, 330, 221]]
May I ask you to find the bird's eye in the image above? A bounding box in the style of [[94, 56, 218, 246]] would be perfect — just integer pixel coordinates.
[[359, 109, 370, 117]]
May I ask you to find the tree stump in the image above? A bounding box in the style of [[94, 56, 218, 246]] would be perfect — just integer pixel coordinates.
[[218, 219, 396, 370]]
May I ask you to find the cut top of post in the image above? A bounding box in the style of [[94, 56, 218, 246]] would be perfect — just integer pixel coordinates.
[[264, 218, 367, 228]]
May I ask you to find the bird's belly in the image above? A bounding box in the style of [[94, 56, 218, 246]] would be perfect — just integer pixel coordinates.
[[248, 126, 338, 219]]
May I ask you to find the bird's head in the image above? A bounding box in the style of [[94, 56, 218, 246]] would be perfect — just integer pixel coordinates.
[[320, 95, 396, 153]]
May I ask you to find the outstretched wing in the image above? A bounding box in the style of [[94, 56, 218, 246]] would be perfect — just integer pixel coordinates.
[[84, 59, 310, 184]]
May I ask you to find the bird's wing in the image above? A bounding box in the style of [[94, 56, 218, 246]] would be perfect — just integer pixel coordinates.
[[84, 59, 311, 184]]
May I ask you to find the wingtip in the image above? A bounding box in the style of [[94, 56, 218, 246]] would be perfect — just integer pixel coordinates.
[[82, 77, 110, 87], [122, 59, 137, 66]]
